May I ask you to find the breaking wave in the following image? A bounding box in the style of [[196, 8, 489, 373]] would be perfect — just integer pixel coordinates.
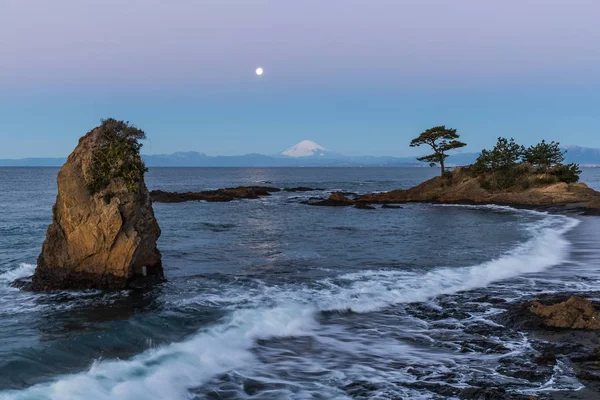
[[0, 209, 579, 400]]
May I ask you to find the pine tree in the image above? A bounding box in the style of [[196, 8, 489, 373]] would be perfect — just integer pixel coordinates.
[[410, 126, 466, 176]]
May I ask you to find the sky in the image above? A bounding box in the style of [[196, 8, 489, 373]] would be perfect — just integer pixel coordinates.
[[1, 0, 599, 158]]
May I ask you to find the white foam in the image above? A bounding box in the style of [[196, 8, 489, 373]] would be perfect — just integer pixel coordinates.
[[0, 212, 580, 400], [0, 263, 35, 284]]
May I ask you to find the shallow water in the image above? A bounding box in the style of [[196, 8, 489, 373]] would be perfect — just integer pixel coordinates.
[[1, 167, 600, 399]]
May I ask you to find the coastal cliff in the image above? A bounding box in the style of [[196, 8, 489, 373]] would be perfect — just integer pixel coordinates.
[[32, 120, 163, 291]]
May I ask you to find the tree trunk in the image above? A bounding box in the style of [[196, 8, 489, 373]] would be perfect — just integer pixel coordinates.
[[440, 159, 445, 176]]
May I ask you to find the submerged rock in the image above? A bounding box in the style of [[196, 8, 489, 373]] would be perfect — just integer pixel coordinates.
[[32, 120, 163, 291], [354, 202, 376, 210], [304, 192, 355, 207], [150, 186, 280, 203], [283, 187, 324, 192]]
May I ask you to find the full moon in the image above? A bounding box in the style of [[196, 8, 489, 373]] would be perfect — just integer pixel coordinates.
[[255, 67, 264, 76]]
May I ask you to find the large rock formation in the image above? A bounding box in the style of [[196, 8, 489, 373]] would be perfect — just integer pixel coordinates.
[[32, 122, 163, 291]]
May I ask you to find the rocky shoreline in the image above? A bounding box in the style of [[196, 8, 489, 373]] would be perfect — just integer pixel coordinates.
[[498, 294, 600, 399], [149, 168, 600, 216], [150, 186, 326, 203]]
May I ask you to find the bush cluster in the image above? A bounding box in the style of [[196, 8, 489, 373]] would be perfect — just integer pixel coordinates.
[[471, 137, 581, 190], [87, 118, 148, 195]]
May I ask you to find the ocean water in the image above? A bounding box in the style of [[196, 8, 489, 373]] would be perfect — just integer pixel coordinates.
[[1, 167, 600, 399]]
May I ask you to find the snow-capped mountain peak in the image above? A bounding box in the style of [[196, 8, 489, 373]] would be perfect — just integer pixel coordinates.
[[282, 140, 328, 158]]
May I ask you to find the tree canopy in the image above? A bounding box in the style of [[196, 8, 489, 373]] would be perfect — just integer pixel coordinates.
[[470, 137, 581, 190], [523, 140, 564, 170], [87, 118, 148, 195], [473, 137, 524, 173], [410, 126, 466, 176]]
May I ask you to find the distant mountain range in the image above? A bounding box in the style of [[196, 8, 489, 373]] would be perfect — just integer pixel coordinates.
[[2, 140, 600, 167]]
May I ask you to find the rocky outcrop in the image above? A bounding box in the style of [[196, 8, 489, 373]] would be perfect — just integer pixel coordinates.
[[357, 168, 600, 213], [529, 297, 600, 329], [499, 293, 600, 392], [150, 186, 329, 203], [354, 202, 376, 210], [304, 192, 356, 207], [32, 124, 163, 291], [150, 186, 280, 203]]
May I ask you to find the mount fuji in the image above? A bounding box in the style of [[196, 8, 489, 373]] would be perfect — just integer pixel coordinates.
[[280, 140, 341, 159], [3, 142, 600, 167]]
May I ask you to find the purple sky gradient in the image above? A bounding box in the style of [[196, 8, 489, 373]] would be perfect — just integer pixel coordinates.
[[2, 0, 598, 90], [0, 0, 599, 158]]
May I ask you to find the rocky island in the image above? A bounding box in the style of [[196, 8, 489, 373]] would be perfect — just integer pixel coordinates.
[[358, 135, 600, 214], [31, 119, 163, 291], [357, 167, 600, 214]]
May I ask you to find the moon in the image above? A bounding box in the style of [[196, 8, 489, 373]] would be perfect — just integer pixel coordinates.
[[255, 67, 264, 76]]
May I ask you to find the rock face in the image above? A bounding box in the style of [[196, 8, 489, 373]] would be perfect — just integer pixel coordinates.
[[529, 297, 600, 329], [358, 168, 600, 213], [32, 126, 163, 291]]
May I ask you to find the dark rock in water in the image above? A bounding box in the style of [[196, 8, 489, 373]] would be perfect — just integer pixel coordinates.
[[403, 381, 538, 400], [496, 359, 547, 383], [534, 352, 557, 366], [32, 121, 163, 291], [354, 202, 376, 210], [342, 381, 382, 397], [10, 278, 33, 291], [381, 204, 403, 209], [571, 345, 600, 362], [283, 187, 324, 192], [497, 292, 600, 396], [150, 186, 280, 203], [458, 387, 536, 400], [578, 371, 600, 382], [471, 295, 506, 304], [303, 192, 355, 207]]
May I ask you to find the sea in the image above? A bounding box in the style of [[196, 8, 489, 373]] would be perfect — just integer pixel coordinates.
[[1, 167, 600, 400]]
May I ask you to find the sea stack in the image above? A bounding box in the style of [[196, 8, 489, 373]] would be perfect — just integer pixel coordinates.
[[32, 119, 163, 291]]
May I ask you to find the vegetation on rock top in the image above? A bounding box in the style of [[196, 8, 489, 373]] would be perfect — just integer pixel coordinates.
[[87, 118, 148, 195], [410, 126, 582, 192], [469, 137, 581, 191]]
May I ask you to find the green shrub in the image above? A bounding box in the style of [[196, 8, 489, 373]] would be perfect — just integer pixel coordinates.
[[87, 118, 148, 195], [523, 140, 564, 171], [473, 137, 524, 173], [471, 138, 581, 189], [552, 163, 582, 183]]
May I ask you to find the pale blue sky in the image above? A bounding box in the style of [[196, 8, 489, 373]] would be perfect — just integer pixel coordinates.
[[0, 0, 599, 158]]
